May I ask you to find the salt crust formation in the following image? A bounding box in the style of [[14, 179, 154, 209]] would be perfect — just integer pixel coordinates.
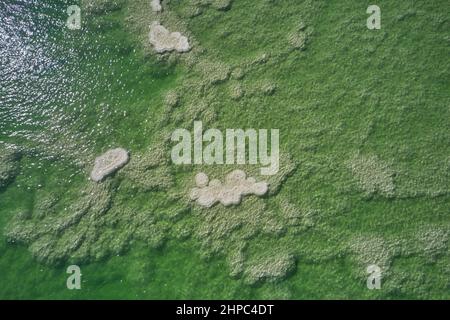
[[347, 154, 395, 197], [90, 148, 130, 182], [151, 0, 162, 12], [190, 170, 269, 207], [149, 21, 190, 53]]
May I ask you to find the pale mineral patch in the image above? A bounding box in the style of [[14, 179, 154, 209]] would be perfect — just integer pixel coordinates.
[[416, 227, 449, 261], [288, 31, 307, 50], [195, 172, 209, 187], [348, 235, 400, 271], [212, 0, 233, 11], [347, 154, 395, 197], [244, 253, 296, 284], [229, 83, 244, 100], [190, 170, 269, 208], [149, 21, 190, 53], [151, 0, 162, 12], [90, 148, 130, 182], [196, 61, 231, 85]]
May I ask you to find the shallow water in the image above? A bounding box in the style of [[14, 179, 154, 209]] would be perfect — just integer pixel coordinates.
[[1, 0, 449, 300], [0, 1, 186, 299]]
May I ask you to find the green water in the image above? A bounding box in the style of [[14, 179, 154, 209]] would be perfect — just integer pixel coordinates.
[[1, 0, 449, 299]]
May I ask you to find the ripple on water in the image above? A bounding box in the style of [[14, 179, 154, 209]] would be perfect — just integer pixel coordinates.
[[1, 0, 175, 173], [0, 1, 107, 166]]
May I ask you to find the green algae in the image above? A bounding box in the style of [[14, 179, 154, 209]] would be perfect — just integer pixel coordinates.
[[0, 0, 449, 299], [0, 145, 21, 190]]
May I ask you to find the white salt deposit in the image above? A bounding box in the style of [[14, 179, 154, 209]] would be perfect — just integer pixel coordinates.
[[190, 170, 269, 208], [151, 0, 162, 12], [90, 148, 129, 182], [149, 21, 190, 53]]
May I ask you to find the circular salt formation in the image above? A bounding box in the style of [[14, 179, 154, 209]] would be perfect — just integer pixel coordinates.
[[252, 182, 269, 196], [225, 169, 246, 184], [90, 148, 129, 182], [209, 179, 222, 187], [195, 172, 209, 187], [151, 0, 162, 12]]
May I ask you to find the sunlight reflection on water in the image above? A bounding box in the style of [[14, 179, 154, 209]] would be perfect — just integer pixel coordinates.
[[0, 1, 97, 166]]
